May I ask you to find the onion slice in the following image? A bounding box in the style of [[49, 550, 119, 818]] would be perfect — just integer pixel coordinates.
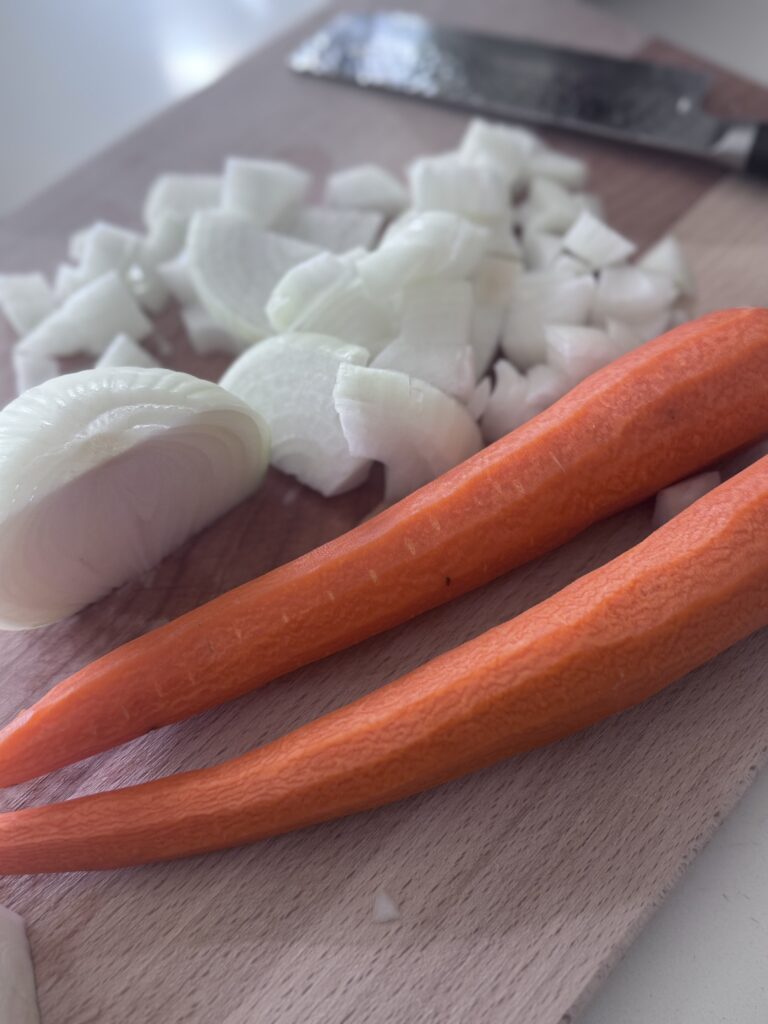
[[652, 471, 721, 528], [188, 210, 320, 343], [334, 363, 482, 503], [0, 368, 269, 629], [220, 333, 370, 496], [0, 906, 39, 1023]]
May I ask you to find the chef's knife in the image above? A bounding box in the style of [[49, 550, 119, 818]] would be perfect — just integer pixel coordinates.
[[290, 10, 768, 177]]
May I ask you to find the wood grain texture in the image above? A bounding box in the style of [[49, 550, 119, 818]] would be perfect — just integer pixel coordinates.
[[1, 2, 768, 1022]]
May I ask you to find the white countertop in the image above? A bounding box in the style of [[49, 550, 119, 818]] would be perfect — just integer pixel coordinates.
[[1, 2, 766, 1021]]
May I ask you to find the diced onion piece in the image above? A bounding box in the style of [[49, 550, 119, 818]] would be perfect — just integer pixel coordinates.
[[358, 212, 488, 293], [458, 118, 540, 188], [468, 376, 492, 420], [143, 173, 221, 229], [408, 154, 509, 225], [721, 437, 768, 479], [78, 222, 142, 280], [221, 333, 370, 496], [528, 149, 588, 189], [551, 253, 591, 277], [545, 324, 616, 384], [53, 262, 86, 301], [638, 234, 695, 297], [334, 363, 482, 503], [0, 367, 269, 628], [17, 271, 151, 358], [140, 212, 188, 267], [267, 252, 394, 353], [158, 253, 198, 306], [652, 471, 721, 528], [594, 265, 678, 323], [0, 274, 55, 335], [126, 263, 169, 315], [470, 256, 517, 377], [221, 157, 310, 226], [96, 334, 159, 369], [373, 280, 475, 401], [181, 306, 247, 356], [324, 164, 408, 216], [522, 231, 562, 270], [471, 303, 504, 379], [279, 205, 383, 253], [485, 212, 522, 258], [0, 906, 40, 1023], [372, 891, 400, 924], [562, 211, 636, 268], [188, 210, 320, 343], [524, 177, 585, 235], [501, 271, 595, 369], [606, 311, 671, 354], [12, 347, 58, 396], [482, 360, 568, 442]]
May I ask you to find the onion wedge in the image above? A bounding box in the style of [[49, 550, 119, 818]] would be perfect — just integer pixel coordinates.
[[0, 368, 268, 629]]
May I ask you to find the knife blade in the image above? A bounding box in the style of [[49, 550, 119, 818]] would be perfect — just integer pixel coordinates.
[[290, 11, 768, 177]]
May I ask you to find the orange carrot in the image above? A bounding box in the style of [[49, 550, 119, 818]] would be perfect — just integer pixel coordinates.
[[3, 454, 768, 874], [3, 308, 768, 788]]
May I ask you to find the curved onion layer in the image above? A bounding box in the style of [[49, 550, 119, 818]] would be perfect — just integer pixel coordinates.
[[652, 471, 721, 528], [279, 205, 383, 253], [0, 368, 268, 629], [0, 274, 55, 335], [16, 271, 151, 358], [221, 157, 310, 226], [372, 280, 475, 401], [267, 252, 394, 353], [334, 363, 482, 504], [221, 334, 370, 496], [358, 211, 488, 294], [502, 271, 595, 369], [0, 906, 39, 1023], [324, 164, 408, 216], [482, 359, 568, 442], [188, 210, 319, 343]]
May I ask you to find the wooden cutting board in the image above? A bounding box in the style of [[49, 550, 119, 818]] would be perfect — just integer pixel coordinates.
[[2, 2, 768, 1022]]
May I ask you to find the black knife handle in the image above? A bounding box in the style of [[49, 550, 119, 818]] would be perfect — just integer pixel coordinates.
[[745, 123, 768, 179]]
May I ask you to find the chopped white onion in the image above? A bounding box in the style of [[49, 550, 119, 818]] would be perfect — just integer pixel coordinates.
[[524, 177, 586, 235], [372, 891, 401, 924], [458, 118, 540, 188], [373, 280, 475, 401], [562, 211, 636, 268], [12, 347, 58, 396], [470, 302, 504, 379], [279, 205, 383, 252], [221, 157, 310, 226], [468, 376, 492, 420], [53, 262, 86, 301], [141, 211, 188, 265], [550, 253, 591, 277], [0, 367, 269, 628], [180, 306, 247, 356], [158, 252, 199, 306], [221, 333, 370, 496], [470, 256, 517, 377], [78, 222, 142, 280], [528, 150, 588, 189], [334, 363, 482, 503], [188, 210, 320, 343], [638, 234, 695, 297], [594, 265, 678, 323], [544, 324, 616, 384], [143, 173, 221, 229], [0, 274, 55, 335], [522, 231, 562, 270], [485, 211, 523, 258], [482, 360, 568, 442], [17, 271, 151, 358], [408, 154, 509, 225], [652, 471, 721, 528], [0, 906, 40, 1023], [324, 164, 408, 216], [267, 251, 394, 353], [96, 334, 159, 369], [358, 211, 488, 293], [501, 271, 595, 369], [605, 311, 671, 354]]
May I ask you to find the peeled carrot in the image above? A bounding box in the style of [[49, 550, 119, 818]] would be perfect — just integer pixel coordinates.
[[3, 308, 768, 788], [3, 454, 768, 874]]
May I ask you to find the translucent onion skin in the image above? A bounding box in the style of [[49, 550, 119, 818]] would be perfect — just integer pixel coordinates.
[[0, 368, 269, 630]]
